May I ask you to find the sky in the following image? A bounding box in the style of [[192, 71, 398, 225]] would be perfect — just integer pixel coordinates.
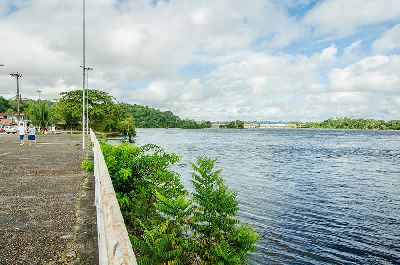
[[1, 0, 400, 121]]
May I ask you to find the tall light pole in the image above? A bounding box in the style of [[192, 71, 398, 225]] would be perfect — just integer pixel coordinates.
[[82, 0, 86, 149], [36, 90, 42, 100], [86, 67, 93, 134], [10, 72, 22, 122]]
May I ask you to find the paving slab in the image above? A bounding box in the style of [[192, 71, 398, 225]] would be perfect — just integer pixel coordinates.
[[0, 133, 98, 264]]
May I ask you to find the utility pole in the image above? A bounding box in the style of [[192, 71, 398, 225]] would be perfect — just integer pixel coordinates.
[[36, 89, 42, 100], [86, 67, 93, 134], [10, 72, 22, 122], [82, 0, 86, 149]]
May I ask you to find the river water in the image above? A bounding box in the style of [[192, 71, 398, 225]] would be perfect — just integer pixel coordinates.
[[134, 128, 400, 264]]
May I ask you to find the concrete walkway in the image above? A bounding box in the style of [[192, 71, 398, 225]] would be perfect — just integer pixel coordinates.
[[0, 134, 97, 264]]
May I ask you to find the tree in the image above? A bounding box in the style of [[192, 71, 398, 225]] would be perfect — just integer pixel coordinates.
[[54, 93, 82, 130], [120, 103, 212, 129], [0, 96, 12, 113], [55, 89, 122, 131], [26, 101, 50, 129], [221, 120, 245, 129], [117, 115, 136, 142]]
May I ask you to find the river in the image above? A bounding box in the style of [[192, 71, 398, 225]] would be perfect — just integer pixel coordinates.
[[134, 128, 400, 264]]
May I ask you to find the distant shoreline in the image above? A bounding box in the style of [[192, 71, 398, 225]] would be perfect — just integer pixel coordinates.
[[135, 127, 400, 131]]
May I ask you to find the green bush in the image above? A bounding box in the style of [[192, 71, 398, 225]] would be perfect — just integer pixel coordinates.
[[101, 142, 258, 264]]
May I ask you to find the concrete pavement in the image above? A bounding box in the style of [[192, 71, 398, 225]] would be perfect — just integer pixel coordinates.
[[0, 133, 97, 264]]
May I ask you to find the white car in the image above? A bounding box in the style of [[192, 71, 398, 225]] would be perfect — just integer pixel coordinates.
[[5, 126, 17, 134]]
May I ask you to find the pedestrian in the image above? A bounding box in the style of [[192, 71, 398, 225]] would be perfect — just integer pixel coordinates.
[[18, 122, 25, 145], [28, 123, 37, 145]]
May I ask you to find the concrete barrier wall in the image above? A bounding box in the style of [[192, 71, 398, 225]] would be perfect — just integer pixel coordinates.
[[90, 129, 137, 265]]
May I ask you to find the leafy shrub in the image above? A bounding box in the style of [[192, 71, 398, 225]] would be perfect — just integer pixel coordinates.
[[101, 142, 258, 264]]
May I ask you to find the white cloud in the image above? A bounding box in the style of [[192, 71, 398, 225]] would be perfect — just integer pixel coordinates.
[[304, 0, 400, 35], [373, 24, 400, 52], [191, 8, 209, 26], [329, 55, 400, 92], [0, 0, 400, 121], [319, 44, 337, 62], [344, 40, 362, 55]]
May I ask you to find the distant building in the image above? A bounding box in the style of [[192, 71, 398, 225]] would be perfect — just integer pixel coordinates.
[[211, 122, 226, 128], [258, 121, 295, 128], [244, 123, 258, 128], [0, 113, 26, 126], [211, 121, 300, 129]]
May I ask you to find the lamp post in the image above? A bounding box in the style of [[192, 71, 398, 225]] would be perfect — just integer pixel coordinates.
[[36, 90, 42, 100], [10, 72, 22, 122], [85, 67, 93, 134], [82, 0, 86, 149]]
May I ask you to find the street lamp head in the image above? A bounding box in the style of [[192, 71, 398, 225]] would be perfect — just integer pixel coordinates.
[[81, 66, 93, 71], [10, 72, 22, 78]]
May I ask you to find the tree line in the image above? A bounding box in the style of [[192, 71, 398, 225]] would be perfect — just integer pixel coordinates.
[[303, 117, 400, 130], [219, 120, 245, 129], [0, 89, 212, 135]]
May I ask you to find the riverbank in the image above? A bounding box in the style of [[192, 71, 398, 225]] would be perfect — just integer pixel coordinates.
[[0, 134, 97, 264]]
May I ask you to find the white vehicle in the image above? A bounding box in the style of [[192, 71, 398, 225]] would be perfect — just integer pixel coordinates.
[[5, 125, 17, 134]]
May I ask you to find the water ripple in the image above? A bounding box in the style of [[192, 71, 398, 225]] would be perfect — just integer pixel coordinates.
[[135, 128, 400, 264]]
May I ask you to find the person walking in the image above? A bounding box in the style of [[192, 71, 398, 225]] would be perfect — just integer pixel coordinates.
[[18, 122, 25, 145], [28, 123, 37, 145]]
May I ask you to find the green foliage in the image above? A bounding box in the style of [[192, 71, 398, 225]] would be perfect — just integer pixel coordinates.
[[81, 159, 94, 172], [189, 157, 258, 264], [0, 96, 12, 113], [54, 92, 82, 129], [26, 101, 51, 128], [303, 117, 400, 130], [220, 120, 245, 129], [117, 115, 136, 141], [55, 89, 123, 131], [121, 103, 181, 128], [120, 103, 212, 129], [101, 142, 258, 264], [180, 119, 212, 129]]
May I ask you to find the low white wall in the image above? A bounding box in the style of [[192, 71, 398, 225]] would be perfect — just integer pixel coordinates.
[[90, 129, 137, 265]]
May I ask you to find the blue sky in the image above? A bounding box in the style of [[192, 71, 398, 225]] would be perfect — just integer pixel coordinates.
[[1, 0, 400, 121]]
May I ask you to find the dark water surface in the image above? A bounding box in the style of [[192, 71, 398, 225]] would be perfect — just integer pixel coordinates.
[[134, 128, 400, 264]]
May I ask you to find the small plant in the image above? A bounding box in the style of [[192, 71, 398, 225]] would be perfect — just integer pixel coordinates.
[[81, 159, 94, 172]]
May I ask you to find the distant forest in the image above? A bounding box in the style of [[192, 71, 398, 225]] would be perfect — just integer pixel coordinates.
[[119, 103, 212, 129], [303, 117, 400, 130], [0, 90, 212, 130]]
